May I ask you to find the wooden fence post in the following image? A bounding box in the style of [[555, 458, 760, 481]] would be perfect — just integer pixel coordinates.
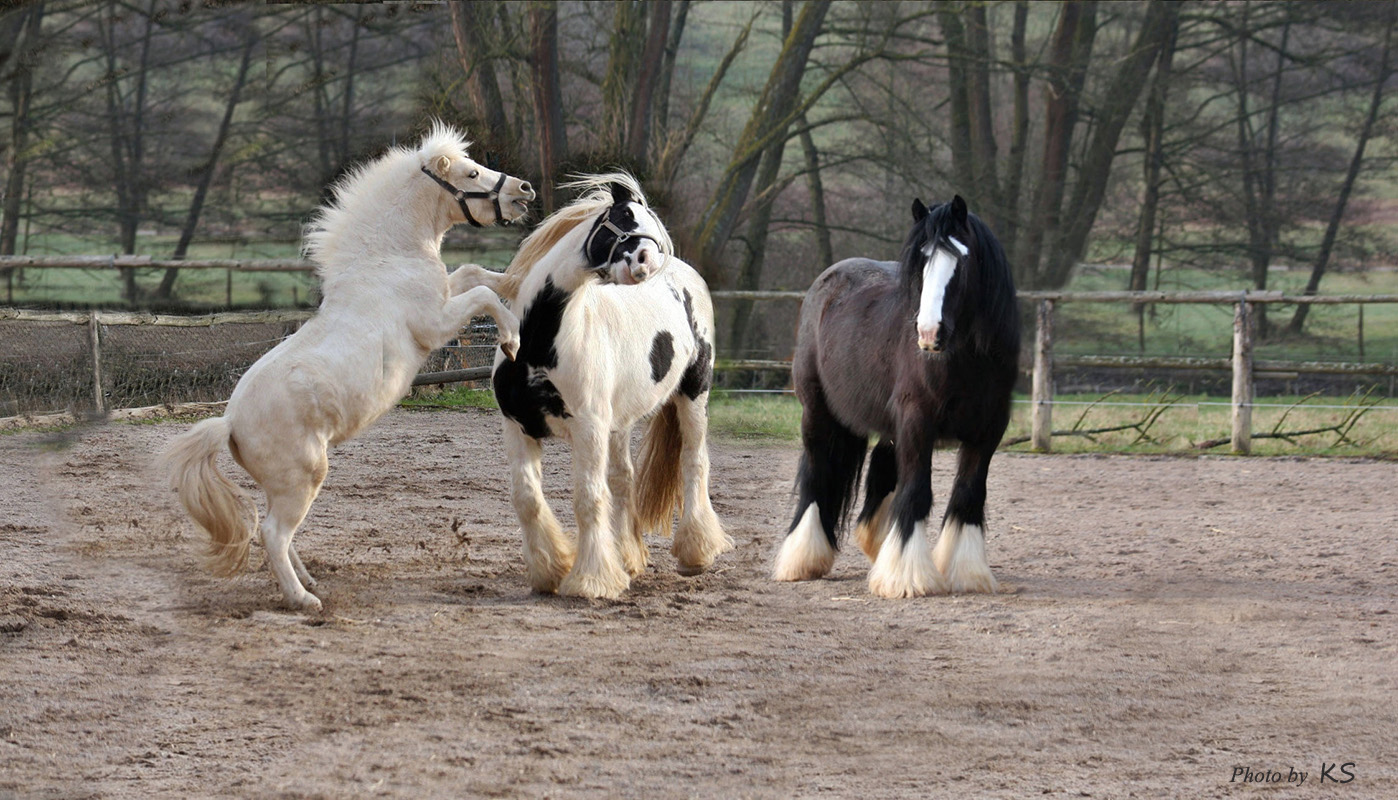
[[1031, 299, 1054, 452], [1231, 297, 1253, 454], [89, 310, 105, 415]]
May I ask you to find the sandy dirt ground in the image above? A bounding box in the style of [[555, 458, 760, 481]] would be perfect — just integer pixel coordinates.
[[2, 407, 1395, 799]]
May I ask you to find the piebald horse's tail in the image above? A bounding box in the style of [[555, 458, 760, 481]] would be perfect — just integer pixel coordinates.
[[635, 401, 683, 536], [162, 417, 257, 577]]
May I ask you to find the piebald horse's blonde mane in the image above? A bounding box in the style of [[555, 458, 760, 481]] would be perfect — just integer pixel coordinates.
[[302, 123, 474, 280], [496, 172, 672, 301]]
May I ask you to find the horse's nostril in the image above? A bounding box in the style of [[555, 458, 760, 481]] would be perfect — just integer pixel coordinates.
[[520, 181, 532, 194], [637, 250, 647, 265]]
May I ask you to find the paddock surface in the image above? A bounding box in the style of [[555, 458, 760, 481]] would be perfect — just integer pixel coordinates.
[[2, 408, 1394, 798]]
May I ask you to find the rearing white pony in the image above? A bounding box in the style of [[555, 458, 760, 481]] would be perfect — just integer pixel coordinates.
[[162, 124, 533, 612], [453, 174, 731, 599]]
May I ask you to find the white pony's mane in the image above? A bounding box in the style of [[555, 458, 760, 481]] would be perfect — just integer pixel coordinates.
[[497, 171, 672, 300], [302, 123, 474, 279]]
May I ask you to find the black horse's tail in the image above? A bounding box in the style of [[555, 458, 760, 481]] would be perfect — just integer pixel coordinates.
[[791, 404, 868, 550]]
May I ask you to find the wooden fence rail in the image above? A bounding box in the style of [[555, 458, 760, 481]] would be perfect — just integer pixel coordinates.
[[5, 276, 1398, 452]]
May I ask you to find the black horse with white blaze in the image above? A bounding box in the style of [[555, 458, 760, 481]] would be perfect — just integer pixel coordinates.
[[773, 195, 1019, 598]]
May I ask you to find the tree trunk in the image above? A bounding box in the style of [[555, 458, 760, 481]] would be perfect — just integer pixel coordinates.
[[964, 2, 1002, 231], [798, 111, 832, 269], [627, 0, 671, 166], [655, 0, 691, 139], [691, 0, 832, 280], [601, 1, 647, 159], [449, 1, 511, 158], [157, 21, 258, 299], [1286, 3, 1395, 334], [729, 0, 799, 352], [1128, 9, 1178, 304], [529, 1, 566, 213], [0, 2, 43, 258], [1000, 0, 1030, 269], [937, 4, 974, 195], [1017, 0, 1097, 289], [1040, 0, 1180, 289]]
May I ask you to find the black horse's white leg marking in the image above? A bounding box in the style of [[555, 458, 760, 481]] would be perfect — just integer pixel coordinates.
[[773, 383, 864, 581], [853, 440, 897, 561], [932, 440, 999, 592], [867, 419, 947, 598]]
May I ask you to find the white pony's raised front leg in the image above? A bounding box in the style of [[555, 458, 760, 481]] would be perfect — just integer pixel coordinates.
[[671, 393, 732, 576], [442, 285, 520, 362], [558, 415, 629, 599], [503, 422, 573, 593], [447, 263, 507, 297], [608, 427, 648, 578]]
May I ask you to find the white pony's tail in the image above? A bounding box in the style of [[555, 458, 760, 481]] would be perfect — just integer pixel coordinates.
[[636, 401, 684, 536], [162, 417, 257, 577]]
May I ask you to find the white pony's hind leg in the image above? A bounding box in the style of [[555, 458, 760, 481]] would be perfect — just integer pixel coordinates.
[[504, 422, 573, 593], [288, 543, 316, 589], [671, 393, 732, 576], [608, 427, 648, 578], [558, 416, 630, 599], [260, 459, 327, 613]]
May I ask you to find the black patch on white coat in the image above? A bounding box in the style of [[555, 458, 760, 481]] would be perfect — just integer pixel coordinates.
[[493, 278, 571, 439], [650, 331, 675, 383], [679, 289, 713, 400]]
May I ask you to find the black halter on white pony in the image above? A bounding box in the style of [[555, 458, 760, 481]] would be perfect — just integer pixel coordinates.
[[463, 173, 731, 600], [420, 163, 531, 228], [773, 194, 1020, 598]]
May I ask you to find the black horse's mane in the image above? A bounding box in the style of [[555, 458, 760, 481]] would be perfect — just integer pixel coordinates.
[[898, 201, 1020, 358]]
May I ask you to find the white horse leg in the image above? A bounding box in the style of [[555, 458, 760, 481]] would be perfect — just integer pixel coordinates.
[[288, 543, 316, 589], [260, 451, 328, 612], [504, 422, 573, 593], [447, 263, 506, 296], [558, 415, 629, 599], [671, 392, 733, 576], [608, 427, 648, 578], [442, 285, 520, 362]]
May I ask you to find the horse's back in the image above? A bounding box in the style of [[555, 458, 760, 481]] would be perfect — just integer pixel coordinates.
[[795, 258, 904, 435]]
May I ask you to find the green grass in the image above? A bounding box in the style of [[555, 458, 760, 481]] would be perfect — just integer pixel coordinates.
[[399, 385, 499, 410], [694, 390, 1398, 457]]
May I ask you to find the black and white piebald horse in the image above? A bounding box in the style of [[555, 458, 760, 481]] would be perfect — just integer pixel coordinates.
[[773, 195, 1020, 598], [453, 173, 731, 599]]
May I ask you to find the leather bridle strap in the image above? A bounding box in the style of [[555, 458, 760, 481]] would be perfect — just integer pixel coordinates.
[[584, 213, 662, 268], [420, 165, 508, 228]]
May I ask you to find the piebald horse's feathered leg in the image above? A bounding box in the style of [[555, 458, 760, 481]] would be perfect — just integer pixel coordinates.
[[671, 391, 732, 575], [558, 412, 630, 599], [504, 422, 574, 593]]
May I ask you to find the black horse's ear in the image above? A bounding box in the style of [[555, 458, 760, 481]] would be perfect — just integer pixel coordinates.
[[911, 198, 928, 222], [609, 181, 634, 206], [951, 194, 968, 223]]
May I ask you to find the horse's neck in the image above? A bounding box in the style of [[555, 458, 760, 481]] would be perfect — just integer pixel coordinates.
[[515, 228, 592, 307], [318, 201, 450, 294]]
